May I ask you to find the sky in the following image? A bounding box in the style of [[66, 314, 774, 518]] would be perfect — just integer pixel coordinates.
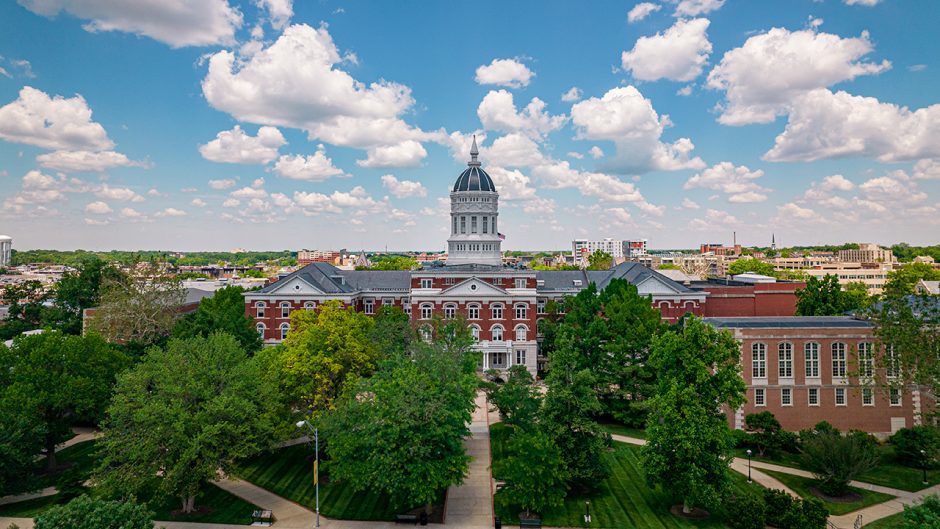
[[0, 0, 938, 252]]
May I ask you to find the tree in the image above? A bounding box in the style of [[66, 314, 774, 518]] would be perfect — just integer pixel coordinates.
[[259, 301, 379, 419], [796, 275, 848, 316], [799, 429, 878, 496], [33, 495, 153, 529], [359, 255, 418, 270], [891, 426, 940, 469], [745, 411, 782, 457], [900, 494, 940, 529], [485, 365, 541, 429], [321, 328, 479, 513], [0, 402, 45, 496], [586, 250, 613, 270], [642, 316, 747, 513], [95, 333, 277, 513], [47, 257, 126, 335], [542, 339, 610, 489], [494, 429, 567, 518], [885, 263, 940, 297], [86, 268, 186, 348], [172, 285, 262, 353], [0, 280, 51, 340], [369, 305, 414, 359], [724, 491, 766, 529], [0, 331, 127, 471], [727, 258, 776, 277]]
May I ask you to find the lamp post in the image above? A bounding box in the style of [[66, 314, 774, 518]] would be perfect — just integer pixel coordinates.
[[584, 501, 591, 523], [746, 449, 752, 484], [297, 420, 320, 528], [922, 449, 928, 485]]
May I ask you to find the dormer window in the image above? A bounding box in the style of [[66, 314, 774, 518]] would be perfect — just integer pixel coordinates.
[[420, 278, 432, 289]]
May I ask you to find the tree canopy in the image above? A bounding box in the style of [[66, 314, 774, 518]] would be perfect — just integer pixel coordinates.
[[96, 333, 278, 513], [586, 250, 613, 270], [885, 263, 940, 297], [642, 316, 746, 513], [796, 274, 869, 316], [727, 258, 776, 277], [172, 285, 262, 353]]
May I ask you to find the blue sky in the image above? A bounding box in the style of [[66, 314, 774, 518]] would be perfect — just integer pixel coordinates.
[[1, 0, 938, 251]]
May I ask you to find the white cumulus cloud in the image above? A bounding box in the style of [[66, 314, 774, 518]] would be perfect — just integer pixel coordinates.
[[0, 86, 112, 151], [381, 174, 427, 198], [273, 144, 348, 181], [36, 150, 148, 172], [84, 201, 112, 214], [628, 2, 661, 23], [208, 178, 236, 190], [621, 18, 712, 82], [684, 162, 770, 202], [199, 125, 286, 164], [671, 0, 724, 17], [474, 58, 535, 88], [477, 90, 567, 139], [357, 140, 427, 168]]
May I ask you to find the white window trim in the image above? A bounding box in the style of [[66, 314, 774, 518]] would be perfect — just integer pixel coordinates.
[[808, 387, 820, 407], [754, 388, 766, 407], [835, 387, 847, 407], [781, 387, 792, 407], [889, 388, 902, 407], [862, 387, 875, 407]]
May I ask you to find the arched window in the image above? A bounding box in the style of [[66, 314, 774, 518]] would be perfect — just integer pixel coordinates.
[[420, 304, 433, 320], [279, 323, 290, 340], [468, 304, 481, 320], [469, 325, 480, 341], [514, 325, 527, 342], [255, 301, 266, 318], [280, 302, 291, 318], [256, 322, 266, 336], [304, 301, 316, 310], [444, 304, 457, 319], [515, 303, 527, 320], [491, 325, 504, 342], [491, 304, 503, 320]]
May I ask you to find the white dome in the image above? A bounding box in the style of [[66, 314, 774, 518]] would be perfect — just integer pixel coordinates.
[[0, 235, 12, 242]]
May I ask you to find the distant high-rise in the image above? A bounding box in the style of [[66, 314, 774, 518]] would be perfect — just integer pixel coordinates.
[[0, 235, 11, 268]]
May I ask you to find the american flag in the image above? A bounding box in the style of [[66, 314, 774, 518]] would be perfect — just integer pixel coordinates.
[[498, 232, 506, 240]]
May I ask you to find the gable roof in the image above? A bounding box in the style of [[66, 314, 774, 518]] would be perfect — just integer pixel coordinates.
[[254, 262, 410, 295]]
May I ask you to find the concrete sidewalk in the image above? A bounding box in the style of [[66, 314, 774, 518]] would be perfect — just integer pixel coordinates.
[[444, 391, 495, 529]]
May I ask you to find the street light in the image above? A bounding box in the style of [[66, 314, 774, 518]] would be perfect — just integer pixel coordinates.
[[746, 449, 752, 484], [922, 449, 928, 485], [297, 420, 320, 528], [584, 501, 591, 523]]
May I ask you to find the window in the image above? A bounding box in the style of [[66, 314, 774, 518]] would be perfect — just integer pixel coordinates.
[[483, 216, 488, 234], [404, 304, 411, 317], [492, 304, 503, 320], [754, 388, 765, 406], [256, 301, 266, 318], [444, 277, 456, 285], [886, 344, 900, 379], [453, 217, 457, 234], [781, 387, 792, 406], [420, 325, 432, 342], [444, 304, 456, 319], [280, 302, 291, 318], [515, 349, 526, 366], [859, 342, 874, 378], [808, 387, 819, 406], [515, 325, 527, 342], [778, 342, 793, 378], [832, 342, 847, 378], [420, 278, 432, 289], [752, 343, 767, 379], [890, 388, 901, 406], [862, 387, 874, 406], [279, 323, 290, 340], [256, 322, 265, 336], [515, 278, 526, 289], [537, 299, 546, 314], [515, 304, 527, 320], [804, 342, 820, 378], [491, 325, 504, 341], [468, 304, 480, 320], [471, 216, 477, 233], [364, 299, 374, 315], [835, 387, 846, 406], [460, 216, 466, 234], [304, 302, 316, 310], [469, 325, 480, 341], [420, 304, 433, 320]]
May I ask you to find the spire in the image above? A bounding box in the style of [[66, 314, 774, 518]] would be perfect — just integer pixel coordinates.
[[468, 135, 481, 167]]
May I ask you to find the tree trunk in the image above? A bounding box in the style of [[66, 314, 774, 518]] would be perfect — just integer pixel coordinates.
[[425, 502, 432, 515], [181, 494, 196, 514], [45, 434, 57, 471], [682, 500, 691, 514]]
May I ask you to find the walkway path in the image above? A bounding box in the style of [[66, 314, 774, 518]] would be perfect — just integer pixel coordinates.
[[444, 390, 495, 529]]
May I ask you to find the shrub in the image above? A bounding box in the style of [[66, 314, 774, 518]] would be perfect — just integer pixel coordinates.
[[800, 497, 829, 529], [764, 489, 795, 528], [725, 491, 765, 529], [800, 429, 878, 496], [761, 489, 828, 529], [891, 426, 940, 469], [745, 411, 783, 457], [34, 496, 153, 529], [730, 428, 753, 449], [901, 494, 940, 528]]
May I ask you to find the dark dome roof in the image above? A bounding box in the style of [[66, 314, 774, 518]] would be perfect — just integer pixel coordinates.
[[453, 166, 496, 192]]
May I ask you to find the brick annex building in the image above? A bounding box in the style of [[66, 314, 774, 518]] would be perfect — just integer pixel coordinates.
[[244, 142, 922, 435]]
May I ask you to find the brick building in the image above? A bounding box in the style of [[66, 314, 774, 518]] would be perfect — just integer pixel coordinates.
[[706, 317, 922, 436]]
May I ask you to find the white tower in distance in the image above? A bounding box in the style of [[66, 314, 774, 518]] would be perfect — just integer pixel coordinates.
[[0, 235, 12, 268], [446, 137, 502, 266]]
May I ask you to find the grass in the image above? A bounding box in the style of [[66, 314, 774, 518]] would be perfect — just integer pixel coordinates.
[[151, 483, 259, 524], [734, 445, 940, 492], [36, 439, 101, 489], [233, 443, 445, 521], [863, 511, 906, 528], [598, 422, 647, 440], [760, 469, 894, 516], [0, 494, 62, 517], [491, 423, 759, 528]]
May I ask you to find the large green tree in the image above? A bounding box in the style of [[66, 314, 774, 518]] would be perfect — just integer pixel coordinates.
[[0, 331, 127, 471], [34, 495, 153, 529], [172, 285, 262, 353], [0, 280, 51, 340], [258, 300, 379, 419], [320, 321, 479, 513], [369, 305, 414, 359], [494, 429, 567, 518], [642, 316, 746, 513], [795, 274, 866, 316], [48, 257, 126, 335], [586, 250, 613, 270], [727, 258, 776, 277], [0, 400, 46, 496], [484, 364, 541, 429], [96, 333, 277, 513], [885, 263, 940, 297], [85, 269, 186, 349]]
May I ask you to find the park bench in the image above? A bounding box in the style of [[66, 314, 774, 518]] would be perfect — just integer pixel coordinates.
[[519, 518, 542, 528], [250, 509, 273, 526], [395, 513, 419, 524]]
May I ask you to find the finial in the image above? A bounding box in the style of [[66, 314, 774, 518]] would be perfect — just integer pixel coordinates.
[[469, 135, 480, 166]]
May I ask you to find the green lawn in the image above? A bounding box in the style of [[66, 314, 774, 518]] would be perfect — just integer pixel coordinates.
[[36, 439, 100, 489], [863, 511, 906, 529], [151, 483, 259, 524], [233, 443, 444, 520], [598, 422, 647, 440], [760, 469, 894, 516], [734, 445, 939, 492], [0, 494, 62, 517], [491, 423, 759, 528]]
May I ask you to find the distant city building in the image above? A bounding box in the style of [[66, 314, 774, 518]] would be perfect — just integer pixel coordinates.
[[803, 262, 894, 294], [572, 238, 648, 264], [915, 279, 940, 295], [837, 243, 896, 264], [297, 249, 346, 266], [700, 243, 742, 256], [0, 235, 11, 268]]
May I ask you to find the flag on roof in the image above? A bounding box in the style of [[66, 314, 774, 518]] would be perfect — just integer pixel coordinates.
[[498, 232, 506, 240]]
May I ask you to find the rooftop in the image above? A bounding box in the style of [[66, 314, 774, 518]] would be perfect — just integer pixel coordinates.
[[703, 316, 873, 329]]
